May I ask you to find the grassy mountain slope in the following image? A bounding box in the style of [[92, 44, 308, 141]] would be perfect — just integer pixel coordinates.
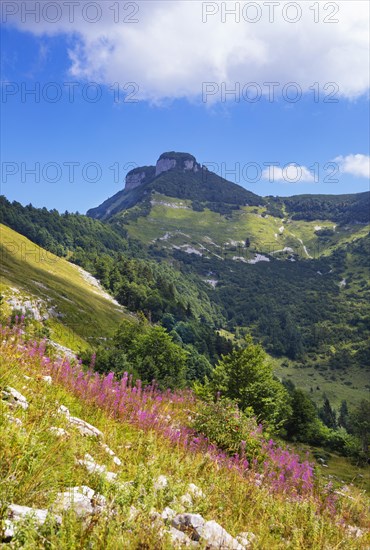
[[0, 224, 129, 350], [113, 192, 369, 261], [1, 326, 369, 548]]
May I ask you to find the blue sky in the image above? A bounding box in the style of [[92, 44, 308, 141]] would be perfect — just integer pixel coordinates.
[[1, 1, 369, 213]]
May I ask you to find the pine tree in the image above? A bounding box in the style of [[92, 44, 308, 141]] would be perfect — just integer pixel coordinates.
[[338, 400, 349, 430], [319, 396, 337, 429]]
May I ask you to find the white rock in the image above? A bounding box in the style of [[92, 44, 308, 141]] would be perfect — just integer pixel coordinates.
[[54, 486, 106, 517], [154, 475, 168, 491], [2, 387, 29, 410], [236, 532, 256, 547], [169, 526, 194, 546], [3, 519, 14, 541], [101, 443, 115, 456], [48, 340, 77, 361], [172, 514, 205, 541], [76, 453, 117, 482], [68, 416, 103, 438], [179, 494, 193, 507], [8, 504, 50, 524], [4, 503, 62, 541], [105, 471, 118, 483], [101, 443, 122, 466], [49, 427, 68, 437], [201, 520, 245, 549], [246, 254, 270, 264], [346, 525, 364, 538], [58, 405, 70, 417], [162, 507, 176, 521], [187, 483, 205, 499], [74, 266, 122, 308]]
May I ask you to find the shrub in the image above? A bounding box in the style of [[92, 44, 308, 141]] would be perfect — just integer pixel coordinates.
[[191, 397, 263, 462]]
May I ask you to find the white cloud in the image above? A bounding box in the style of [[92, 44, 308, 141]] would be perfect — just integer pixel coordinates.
[[334, 154, 370, 178], [4, 1, 370, 103], [262, 164, 314, 183]]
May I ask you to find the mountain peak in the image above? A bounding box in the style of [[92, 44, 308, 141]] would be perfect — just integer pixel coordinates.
[[124, 152, 200, 191], [155, 151, 200, 177], [88, 151, 262, 220]]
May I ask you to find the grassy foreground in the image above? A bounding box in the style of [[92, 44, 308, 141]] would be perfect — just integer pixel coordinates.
[[0, 325, 369, 548]]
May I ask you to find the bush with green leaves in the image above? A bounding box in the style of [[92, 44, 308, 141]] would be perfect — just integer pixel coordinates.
[[190, 397, 263, 462], [205, 338, 292, 432], [93, 318, 188, 389]]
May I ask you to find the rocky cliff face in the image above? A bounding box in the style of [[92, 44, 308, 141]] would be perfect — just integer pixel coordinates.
[[124, 153, 201, 191], [155, 158, 177, 177], [124, 166, 156, 191], [155, 152, 200, 177], [125, 171, 148, 191]]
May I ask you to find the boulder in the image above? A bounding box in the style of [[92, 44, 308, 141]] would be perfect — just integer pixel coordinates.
[[172, 514, 205, 541], [68, 416, 103, 438], [201, 520, 245, 549], [2, 387, 29, 410], [3, 504, 61, 542], [8, 504, 51, 524], [168, 526, 196, 547], [172, 515, 246, 548], [54, 486, 106, 517]]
